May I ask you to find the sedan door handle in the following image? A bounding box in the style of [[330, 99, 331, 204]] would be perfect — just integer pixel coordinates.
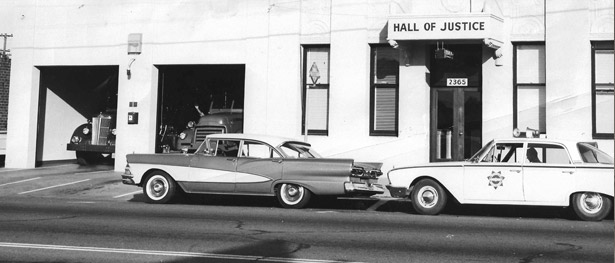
[[226, 158, 236, 162]]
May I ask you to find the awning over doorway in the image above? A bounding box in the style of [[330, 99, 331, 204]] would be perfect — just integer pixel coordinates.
[[387, 13, 504, 50]]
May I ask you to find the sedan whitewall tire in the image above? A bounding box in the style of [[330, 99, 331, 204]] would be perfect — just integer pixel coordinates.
[[277, 183, 311, 209], [143, 172, 177, 204]]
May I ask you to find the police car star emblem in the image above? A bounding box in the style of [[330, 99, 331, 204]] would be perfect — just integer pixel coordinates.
[[487, 171, 505, 189]]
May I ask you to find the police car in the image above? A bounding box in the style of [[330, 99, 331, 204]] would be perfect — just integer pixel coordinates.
[[387, 130, 614, 221]]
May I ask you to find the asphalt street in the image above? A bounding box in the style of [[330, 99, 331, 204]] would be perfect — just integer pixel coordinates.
[[0, 162, 612, 263]]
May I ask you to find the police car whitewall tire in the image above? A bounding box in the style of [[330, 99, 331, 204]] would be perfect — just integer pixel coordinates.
[[143, 171, 177, 204], [572, 192, 612, 221], [411, 179, 447, 215], [277, 183, 311, 209]]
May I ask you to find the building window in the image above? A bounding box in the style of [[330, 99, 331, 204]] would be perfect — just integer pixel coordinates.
[[370, 44, 399, 136], [592, 41, 614, 139], [513, 43, 546, 136], [302, 45, 330, 136]]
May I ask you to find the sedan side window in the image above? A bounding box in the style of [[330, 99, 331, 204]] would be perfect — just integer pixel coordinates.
[[214, 140, 240, 157], [240, 141, 281, 158]]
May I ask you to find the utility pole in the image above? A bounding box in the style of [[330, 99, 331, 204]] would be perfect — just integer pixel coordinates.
[[0, 33, 13, 59]]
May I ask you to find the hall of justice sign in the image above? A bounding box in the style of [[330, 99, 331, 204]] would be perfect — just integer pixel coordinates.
[[387, 14, 503, 40]]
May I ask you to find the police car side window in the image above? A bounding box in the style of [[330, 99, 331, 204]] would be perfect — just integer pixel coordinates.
[[528, 143, 571, 164]]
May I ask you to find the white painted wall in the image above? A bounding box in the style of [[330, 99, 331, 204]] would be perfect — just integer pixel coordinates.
[[2, 0, 613, 172]]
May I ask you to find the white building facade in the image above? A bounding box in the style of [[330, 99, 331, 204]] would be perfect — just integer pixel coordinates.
[[0, 0, 613, 172]]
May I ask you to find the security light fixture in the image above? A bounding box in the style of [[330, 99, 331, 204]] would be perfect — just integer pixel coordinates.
[[435, 41, 453, 60]]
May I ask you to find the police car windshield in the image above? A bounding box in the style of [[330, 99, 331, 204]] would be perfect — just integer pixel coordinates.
[[279, 142, 322, 158], [468, 140, 494, 162]]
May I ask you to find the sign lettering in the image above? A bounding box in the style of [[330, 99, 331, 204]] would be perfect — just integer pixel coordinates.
[[392, 22, 485, 32], [447, 78, 468, 87]]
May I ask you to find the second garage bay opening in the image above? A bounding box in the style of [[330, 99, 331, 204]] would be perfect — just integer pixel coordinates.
[[155, 65, 245, 153]]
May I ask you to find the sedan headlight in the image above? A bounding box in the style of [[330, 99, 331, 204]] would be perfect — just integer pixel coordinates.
[[179, 132, 187, 140], [82, 127, 90, 135]]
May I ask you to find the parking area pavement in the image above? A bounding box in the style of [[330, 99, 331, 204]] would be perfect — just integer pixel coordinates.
[[0, 161, 404, 212], [0, 162, 139, 201]]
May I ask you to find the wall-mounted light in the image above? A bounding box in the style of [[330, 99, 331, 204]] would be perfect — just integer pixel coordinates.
[[127, 33, 142, 55], [127, 58, 135, 80], [435, 41, 453, 60]]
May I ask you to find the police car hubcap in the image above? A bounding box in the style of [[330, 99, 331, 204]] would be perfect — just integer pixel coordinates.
[[581, 193, 602, 213], [418, 186, 438, 208]]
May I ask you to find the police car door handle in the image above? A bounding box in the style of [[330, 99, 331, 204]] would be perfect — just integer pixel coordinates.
[[562, 170, 574, 174], [510, 169, 521, 173]]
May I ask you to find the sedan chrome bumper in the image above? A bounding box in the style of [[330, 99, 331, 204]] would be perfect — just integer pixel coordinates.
[[122, 174, 135, 185], [344, 182, 385, 195]]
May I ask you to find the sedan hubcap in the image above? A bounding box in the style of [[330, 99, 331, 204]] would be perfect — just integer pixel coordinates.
[[282, 184, 303, 205], [147, 176, 168, 200]]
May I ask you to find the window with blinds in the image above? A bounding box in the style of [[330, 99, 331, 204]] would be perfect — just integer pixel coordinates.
[[514, 43, 546, 135], [370, 45, 399, 136], [302, 45, 330, 135], [592, 42, 614, 138]]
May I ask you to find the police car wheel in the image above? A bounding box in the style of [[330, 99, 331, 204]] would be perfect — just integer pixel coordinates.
[[572, 192, 612, 221], [411, 179, 447, 215], [143, 171, 177, 204]]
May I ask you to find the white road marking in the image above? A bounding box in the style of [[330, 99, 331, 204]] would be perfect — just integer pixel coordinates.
[[73, 170, 113, 175], [18, 179, 91, 195], [113, 190, 141, 198], [0, 242, 365, 263], [0, 177, 41, 187]]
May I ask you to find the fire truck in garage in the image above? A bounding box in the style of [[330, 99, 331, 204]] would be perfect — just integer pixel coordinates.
[[66, 110, 116, 165], [173, 100, 243, 153]]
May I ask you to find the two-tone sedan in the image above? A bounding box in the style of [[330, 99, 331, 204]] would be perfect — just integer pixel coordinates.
[[122, 133, 385, 208], [387, 138, 614, 221]]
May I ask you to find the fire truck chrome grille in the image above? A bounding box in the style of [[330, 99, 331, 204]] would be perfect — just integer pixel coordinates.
[[194, 126, 226, 143]]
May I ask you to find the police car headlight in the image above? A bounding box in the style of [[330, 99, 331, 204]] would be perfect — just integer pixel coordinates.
[[71, 135, 82, 144], [82, 127, 90, 135], [179, 132, 186, 140], [187, 121, 195, 128]]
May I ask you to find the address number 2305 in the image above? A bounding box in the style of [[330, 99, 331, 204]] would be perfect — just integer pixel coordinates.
[[447, 78, 468, 87]]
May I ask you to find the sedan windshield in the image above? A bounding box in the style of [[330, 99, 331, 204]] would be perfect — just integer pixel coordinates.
[[279, 142, 322, 158]]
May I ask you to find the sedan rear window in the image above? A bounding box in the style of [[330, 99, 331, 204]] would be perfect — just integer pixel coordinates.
[[578, 143, 614, 164], [280, 142, 322, 158]]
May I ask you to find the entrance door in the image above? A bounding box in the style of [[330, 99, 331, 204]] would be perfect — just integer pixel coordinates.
[[430, 44, 482, 162]]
